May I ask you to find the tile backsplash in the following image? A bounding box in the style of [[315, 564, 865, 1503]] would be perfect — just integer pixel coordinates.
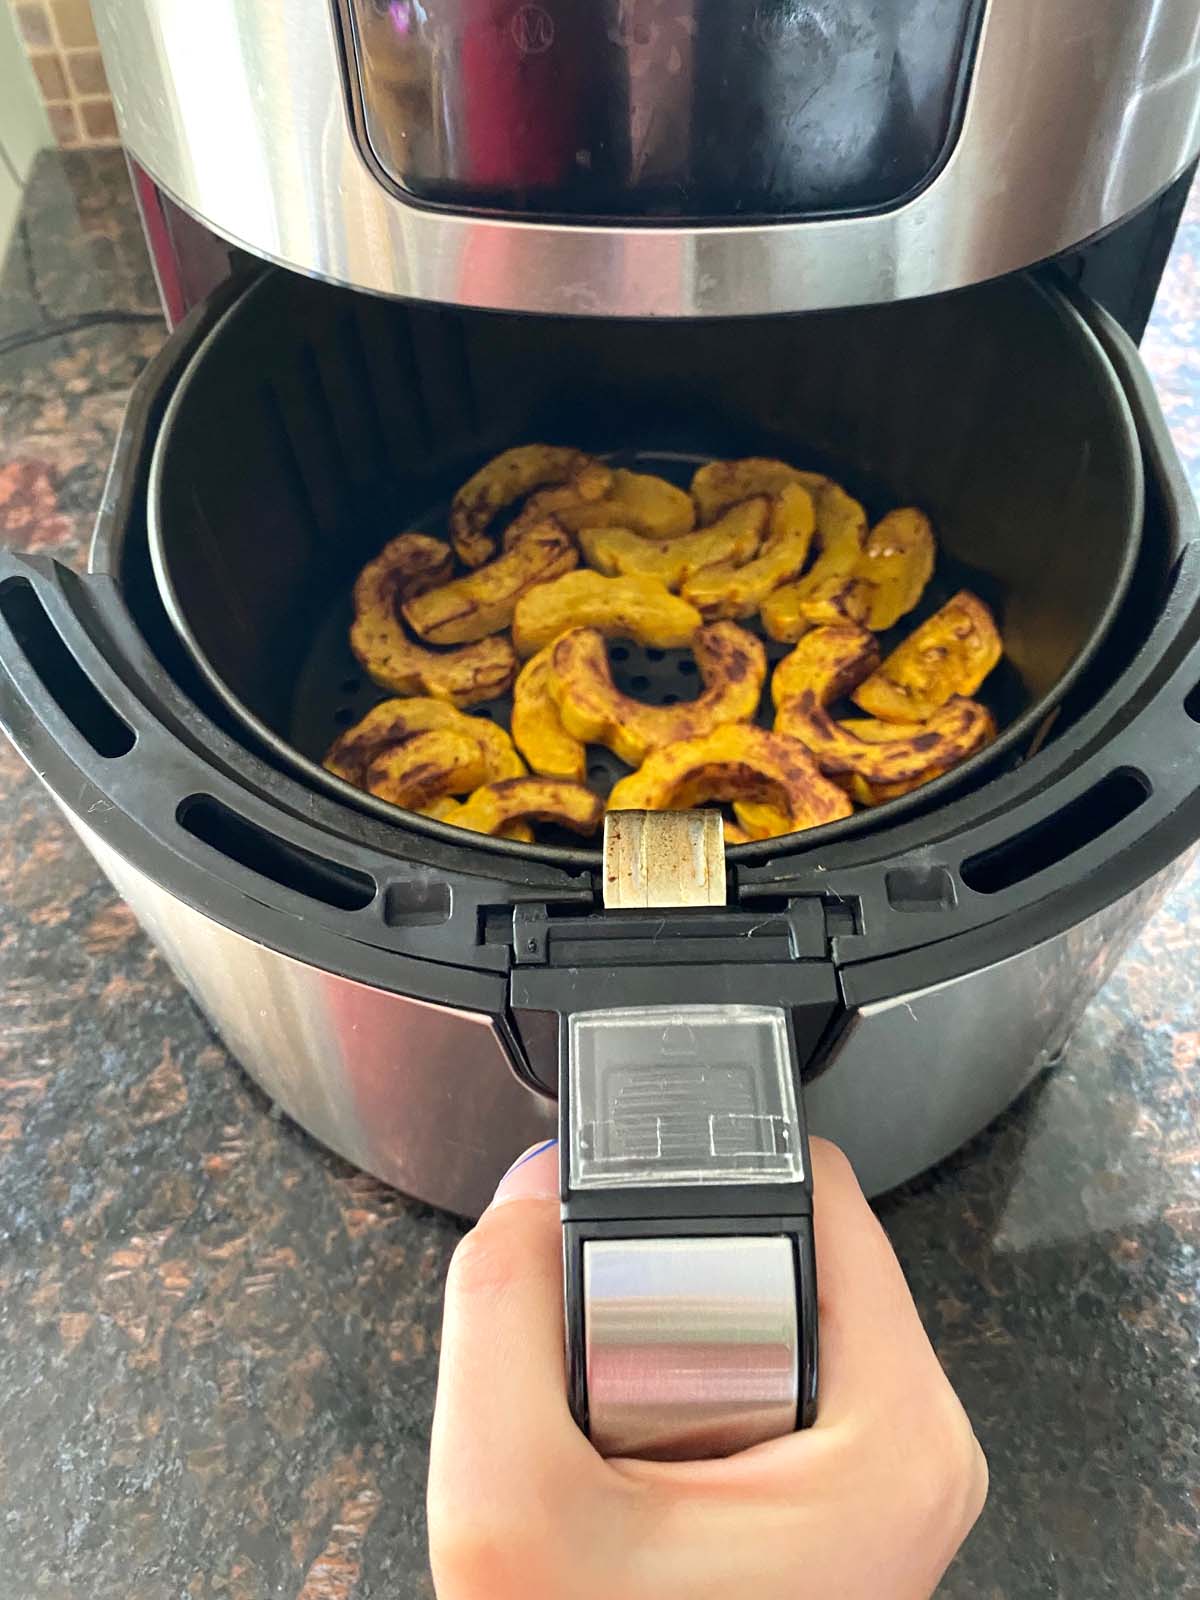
[[9, 0, 117, 148]]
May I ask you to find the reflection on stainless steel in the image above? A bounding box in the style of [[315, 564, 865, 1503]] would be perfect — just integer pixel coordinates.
[[622, 0, 696, 194], [584, 1235, 799, 1459], [806, 863, 1188, 1197], [71, 823, 554, 1218], [92, 0, 1200, 315]]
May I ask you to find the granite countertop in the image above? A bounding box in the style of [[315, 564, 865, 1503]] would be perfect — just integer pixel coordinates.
[[0, 152, 1198, 1600]]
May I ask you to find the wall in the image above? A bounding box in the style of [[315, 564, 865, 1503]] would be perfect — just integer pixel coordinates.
[[0, 0, 50, 251], [7, 0, 117, 148]]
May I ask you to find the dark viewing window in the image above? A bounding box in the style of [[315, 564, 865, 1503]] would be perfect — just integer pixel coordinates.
[[339, 0, 985, 222]]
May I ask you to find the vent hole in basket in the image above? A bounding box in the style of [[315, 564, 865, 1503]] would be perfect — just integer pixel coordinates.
[[384, 879, 452, 927], [678, 659, 698, 677], [0, 578, 134, 758], [631, 674, 650, 693], [961, 770, 1149, 896], [177, 795, 376, 911], [588, 762, 608, 781], [611, 645, 630, 663], [646, 648, 666, 662], [1186, 678, 1200, 723], [333, 706, 356, 727]]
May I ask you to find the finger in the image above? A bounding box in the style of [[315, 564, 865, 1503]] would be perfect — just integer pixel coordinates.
[[806, 1136, 953, 1424], [613, 1137, 975, 1489]]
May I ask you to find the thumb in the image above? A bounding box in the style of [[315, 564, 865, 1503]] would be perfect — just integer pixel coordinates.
[[430, 1142, 597, 1504]]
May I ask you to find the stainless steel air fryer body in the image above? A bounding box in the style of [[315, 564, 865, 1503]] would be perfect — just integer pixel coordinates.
[[92, 0, 1200, 316]]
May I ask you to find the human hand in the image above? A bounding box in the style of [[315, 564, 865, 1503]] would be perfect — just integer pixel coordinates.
[[428, 1137, 987, 1600]]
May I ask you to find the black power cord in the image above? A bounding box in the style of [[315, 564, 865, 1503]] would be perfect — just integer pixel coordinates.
[[0, 309, 163, 361]]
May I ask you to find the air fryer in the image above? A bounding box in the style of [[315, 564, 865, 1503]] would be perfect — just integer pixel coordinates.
[[0, 0, 1197, 1461]]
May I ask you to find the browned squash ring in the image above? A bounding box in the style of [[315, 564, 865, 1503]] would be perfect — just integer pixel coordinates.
[[607, 724, 853, 837], [365, 728, 490, 810], [505, 467, 695, 546], [402, 518, 577, 645], [511, 648, 587, 781], [350, 578, 517, 709], [770, 625, 881, 710], [324, 697, 525, 788], [776, 692, 996, 804], [579, 499, 769, 591], [450, 444, 597, 567], [352, 532, 454, 615], [443, 778, 604, 837], [511, 570, 702, 658], [760, 482, 870, 642], [550, 620, 767, 767], [681, 490, 815, 621], [690, 458, 829, 523]]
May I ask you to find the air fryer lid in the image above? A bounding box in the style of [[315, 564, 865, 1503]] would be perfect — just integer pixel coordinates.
[[147, 268, 1142, 859]]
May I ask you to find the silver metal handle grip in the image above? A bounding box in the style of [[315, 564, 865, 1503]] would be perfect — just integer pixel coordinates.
[[583, 1235, 802, 1460]]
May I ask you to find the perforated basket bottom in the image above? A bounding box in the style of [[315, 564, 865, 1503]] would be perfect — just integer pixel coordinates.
[[288, 452, 1027, 832]]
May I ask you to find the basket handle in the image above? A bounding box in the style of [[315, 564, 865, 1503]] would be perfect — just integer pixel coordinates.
[[559, 812, 818, 1460]]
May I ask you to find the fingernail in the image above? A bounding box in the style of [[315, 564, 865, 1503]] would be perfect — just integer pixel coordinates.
[[491, 1138, 558, 1206]]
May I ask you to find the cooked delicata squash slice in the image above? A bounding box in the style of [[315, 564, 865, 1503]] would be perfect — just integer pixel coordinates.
[[607, 723, 853, 838], [854, 508, 936, 631], [450, 444, 597, 567], [506, 467, 695, 546], [352, 530, 516, 702], [500, 463, 616, 550], [511, 569, 702, 657], [364, 728, 491, 810], [776, 692, 996, 805], [353, 531, 454, 614], [403, 518, 577, 645], [325, 697, 525, 797], [443, 778, 604, 837], [350, 617, 516, 707], [550, 620, 766, 767], [759, 482, 870, 642], [770, 625, 881, 709], [511, 648, 587, 782], [852, 590, 1002, 722], [579, 498, 768, 591], [765, 482, 817, 549], [684, 499, 819, 624], [690, 458, 829, 524], [725, 801, 793, 841], [415, 789, 533, 839], [589, 468, 696, 540]]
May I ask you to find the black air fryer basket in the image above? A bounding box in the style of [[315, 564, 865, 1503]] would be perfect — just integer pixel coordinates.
[[144, 268, 1143, 860]]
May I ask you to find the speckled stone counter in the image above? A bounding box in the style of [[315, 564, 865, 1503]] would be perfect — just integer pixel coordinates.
[[0, 152, 1197, 1600]]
